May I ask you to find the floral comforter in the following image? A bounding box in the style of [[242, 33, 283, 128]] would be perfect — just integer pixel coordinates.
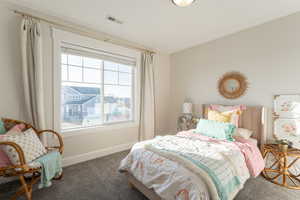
[[119, 130, 264, 200]]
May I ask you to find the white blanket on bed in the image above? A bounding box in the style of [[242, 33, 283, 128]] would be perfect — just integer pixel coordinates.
[[144, 135, 249, 200], [119, 135, 250, 200], [120, 141, 210, 200]]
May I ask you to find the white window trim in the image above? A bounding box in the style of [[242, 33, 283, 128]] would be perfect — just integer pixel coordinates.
[[52, 28, 141, 137]]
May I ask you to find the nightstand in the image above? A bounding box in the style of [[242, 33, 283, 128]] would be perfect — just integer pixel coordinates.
[[262, 144, 300, 190], [177, 115, 199, 131]]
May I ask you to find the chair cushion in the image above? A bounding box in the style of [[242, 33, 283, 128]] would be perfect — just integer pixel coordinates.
[[1, 128, 47, 165]]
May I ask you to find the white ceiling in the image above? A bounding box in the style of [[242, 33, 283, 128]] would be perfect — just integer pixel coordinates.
[[5, 0, 300, 53]]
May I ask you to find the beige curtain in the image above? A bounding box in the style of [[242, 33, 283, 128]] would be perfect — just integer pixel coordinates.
[[21, 17, 45, 130], [139, 52, 156, 141]]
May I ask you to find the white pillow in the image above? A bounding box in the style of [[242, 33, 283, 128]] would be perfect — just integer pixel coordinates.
[[233, 128, 253, 139], [1, 128, 47, 165], [248, 138, 258, 146]]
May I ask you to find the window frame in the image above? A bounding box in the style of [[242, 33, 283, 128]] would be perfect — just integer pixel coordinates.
[[52, 28, 141, 136]]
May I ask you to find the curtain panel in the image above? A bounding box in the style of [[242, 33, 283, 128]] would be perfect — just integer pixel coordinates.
[[20, 17, 45, 130], [139, 52, 156, 141]]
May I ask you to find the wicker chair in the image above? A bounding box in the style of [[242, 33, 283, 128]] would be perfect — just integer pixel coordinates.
[[0, 118, 64, 200]]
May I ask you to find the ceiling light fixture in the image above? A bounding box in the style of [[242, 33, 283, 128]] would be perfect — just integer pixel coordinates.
[[172, 0, 195, 7]]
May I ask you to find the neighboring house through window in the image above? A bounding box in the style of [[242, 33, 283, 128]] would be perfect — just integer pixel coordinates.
[[53, 29, 140, 132], [61, 50, 135, 130]]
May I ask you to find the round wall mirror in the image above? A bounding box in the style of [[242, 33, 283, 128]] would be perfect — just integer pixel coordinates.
[[218, 72, 248, 99], [224, 78, 240, 93]]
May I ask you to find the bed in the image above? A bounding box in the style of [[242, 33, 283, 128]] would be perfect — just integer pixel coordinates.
[[119, 105, 267, 200]]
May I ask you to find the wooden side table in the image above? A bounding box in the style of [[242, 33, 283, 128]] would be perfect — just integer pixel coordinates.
[[262, 144, 300, 189]]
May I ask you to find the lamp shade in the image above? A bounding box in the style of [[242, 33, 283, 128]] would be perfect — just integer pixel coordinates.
[[182, 102, 193, 114]]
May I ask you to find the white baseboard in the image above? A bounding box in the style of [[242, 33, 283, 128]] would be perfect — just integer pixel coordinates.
[[62, 142, 135, 167]]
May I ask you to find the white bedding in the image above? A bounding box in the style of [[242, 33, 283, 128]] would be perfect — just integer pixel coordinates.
[[119, 135, 251, 200], [248, 137, 257, 146], [120, 140, 211, 200]]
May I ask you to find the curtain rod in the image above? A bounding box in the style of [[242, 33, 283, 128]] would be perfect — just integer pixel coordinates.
[[13, 10, 156, 54]]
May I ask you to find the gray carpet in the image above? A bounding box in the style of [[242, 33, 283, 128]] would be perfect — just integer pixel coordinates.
[[0, 150, 299, 200]]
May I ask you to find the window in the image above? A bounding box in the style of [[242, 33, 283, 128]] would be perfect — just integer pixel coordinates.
[[60, 48, 135, 131]]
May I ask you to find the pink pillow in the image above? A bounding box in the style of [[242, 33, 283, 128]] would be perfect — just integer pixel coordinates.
[[0, 124, 24, 167], [0, 150, 11, 167], [9, 124, 25, 132], [0, 135, 11, 167], [209, 104, 246, 112]]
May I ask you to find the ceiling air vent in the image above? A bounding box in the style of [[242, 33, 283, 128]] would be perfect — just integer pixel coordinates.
[[106, 15, 123, 24]]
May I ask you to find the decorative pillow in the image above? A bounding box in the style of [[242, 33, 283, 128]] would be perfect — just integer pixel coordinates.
[[0, 125, 25, 167], [208, 110, 232, 123], [0, 135, 11, 167], [1, 128, 47, 165], [9, 124, 25, 132], [208, 104, 246, 127], [209, 104, 246, 113], [4, 125, 24, 136], [195, 119, 236, 141], [0, 120, 6, 134], [229, 112, 240, 127], [233, 128, 253, 139], [3, 121, 27, 132]]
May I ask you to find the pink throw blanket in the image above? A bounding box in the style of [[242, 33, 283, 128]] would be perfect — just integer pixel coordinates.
[[177, 130, 265, 177]]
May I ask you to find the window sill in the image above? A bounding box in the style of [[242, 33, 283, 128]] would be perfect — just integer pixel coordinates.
[[61, 121, 139, 138]]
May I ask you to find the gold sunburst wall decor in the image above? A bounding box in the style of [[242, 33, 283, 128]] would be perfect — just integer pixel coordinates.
[[218, 71, 248, 99]]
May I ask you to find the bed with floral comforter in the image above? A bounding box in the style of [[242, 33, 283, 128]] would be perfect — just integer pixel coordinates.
[[119, 130, 264, 200]]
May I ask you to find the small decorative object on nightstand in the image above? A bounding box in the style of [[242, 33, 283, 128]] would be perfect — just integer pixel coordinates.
[[177, 102, 199, 131], [177, 115, 199, 131], [262, 143, 300, 190]]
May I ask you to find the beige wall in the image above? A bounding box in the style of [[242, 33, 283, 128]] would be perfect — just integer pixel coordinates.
[[154, 53, 171, 135], [0, 4, 25, 120], [170, 12, 300, 141], [0, 4, 171, 161], [0, 4, 24, 184]]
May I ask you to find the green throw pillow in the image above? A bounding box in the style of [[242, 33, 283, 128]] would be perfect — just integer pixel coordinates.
[[195, 119, 236, 141]]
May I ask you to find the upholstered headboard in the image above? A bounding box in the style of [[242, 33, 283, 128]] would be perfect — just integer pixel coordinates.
[[203, 104, 267, 150]]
